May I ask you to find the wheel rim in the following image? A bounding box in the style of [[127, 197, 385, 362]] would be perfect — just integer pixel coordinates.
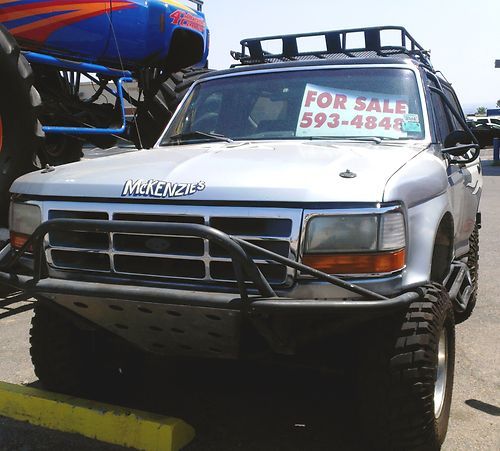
[[434, 328, 448, 418], [44, 138, 66, 158]]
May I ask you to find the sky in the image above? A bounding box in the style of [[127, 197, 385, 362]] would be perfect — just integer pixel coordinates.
[[202, 0, 500, 115]]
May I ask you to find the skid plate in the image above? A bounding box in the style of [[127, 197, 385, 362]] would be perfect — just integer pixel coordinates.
[[51, 294, 241, 358]]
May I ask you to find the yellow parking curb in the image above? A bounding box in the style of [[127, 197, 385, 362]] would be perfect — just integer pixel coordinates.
[[0, 382, 195, 450]]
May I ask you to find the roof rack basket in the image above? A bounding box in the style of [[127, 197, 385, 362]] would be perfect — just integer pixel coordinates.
[[231, 26, 432, 70]]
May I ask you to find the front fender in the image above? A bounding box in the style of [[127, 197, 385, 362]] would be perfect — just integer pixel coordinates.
[[402, 194, 453, 287], [383, 148, 448, 209], [383, 148, 452, 287]]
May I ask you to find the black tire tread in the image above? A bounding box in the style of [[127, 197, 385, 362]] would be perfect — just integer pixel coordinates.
[[30, 302, 92, 394], [358, 283, 455, 450], [30, 301, 145, 396], [0, 25, 43, 136], [133, 67, 212, 148], [0, 24, 43, 224], [159, 67, 212, 110]]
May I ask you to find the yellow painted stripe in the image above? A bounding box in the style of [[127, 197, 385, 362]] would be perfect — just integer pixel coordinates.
[[161, 0, 194, 13], [0, 382, 195, 451]]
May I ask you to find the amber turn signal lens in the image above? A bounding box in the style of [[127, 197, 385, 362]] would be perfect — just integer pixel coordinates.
[[302, 249, 405, 275], [10, 232, 31, 250]]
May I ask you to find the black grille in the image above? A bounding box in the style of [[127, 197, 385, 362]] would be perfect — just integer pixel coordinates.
[[114, 255, 206, 279], [50, 231, 109, 250], [51, 250, 110, 272], [210, 261, 287, 284], [46, 208, 298, 286], [209, 240, 290, 259], [209, 217, 292, 237], [114, 235, 204, 256]]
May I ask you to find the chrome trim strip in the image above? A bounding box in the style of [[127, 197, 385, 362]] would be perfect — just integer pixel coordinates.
[[47, 247, 285, 265]]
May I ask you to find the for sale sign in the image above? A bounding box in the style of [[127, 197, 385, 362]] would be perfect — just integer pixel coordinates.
[[296, 84, 418, 139]]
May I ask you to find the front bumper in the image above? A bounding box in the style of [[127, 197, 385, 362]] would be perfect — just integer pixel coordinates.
[[0, 269, 417, 315], [0, 219, 419, 355]]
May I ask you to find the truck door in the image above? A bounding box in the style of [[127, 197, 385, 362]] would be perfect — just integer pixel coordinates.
[[428, 79, 480, 257], [442, 86, 482, 250]]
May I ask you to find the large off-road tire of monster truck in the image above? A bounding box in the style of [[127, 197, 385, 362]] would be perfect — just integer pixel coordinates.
[[454, 224, 480, 324], [40, 135, 83, 166], [0, 24, 43, 225], [133, 67, 212, 148], [30, 301, 143, 396], [357, 283, 455, 450]]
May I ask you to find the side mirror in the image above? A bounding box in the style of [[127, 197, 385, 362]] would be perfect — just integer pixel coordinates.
[[443, 130, 480, 163]]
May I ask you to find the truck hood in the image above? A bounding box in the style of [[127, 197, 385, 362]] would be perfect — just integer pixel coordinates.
[[12, 140, 428, 203]]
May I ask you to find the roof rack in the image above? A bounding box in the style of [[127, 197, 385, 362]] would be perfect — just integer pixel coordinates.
[[231, 26, 433, 70]]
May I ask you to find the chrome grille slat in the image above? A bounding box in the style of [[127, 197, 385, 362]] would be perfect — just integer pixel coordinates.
[[212, 235, 293, 241], [45, 204, 302, 287], [48, 247, 285, 265]]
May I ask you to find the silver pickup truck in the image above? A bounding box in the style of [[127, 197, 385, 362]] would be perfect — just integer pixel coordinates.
[[0, 27, 482, 450]]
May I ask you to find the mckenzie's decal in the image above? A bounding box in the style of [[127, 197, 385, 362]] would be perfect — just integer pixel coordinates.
[[122, 179, 206, 198]]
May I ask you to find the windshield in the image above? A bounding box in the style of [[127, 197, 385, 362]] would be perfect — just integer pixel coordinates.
[[161, 67, 425, 145]]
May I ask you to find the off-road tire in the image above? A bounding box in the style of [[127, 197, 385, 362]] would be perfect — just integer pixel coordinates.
[[0, 24, 43, 225], [133, 67, 212, 148], [357, 283, 455, 450], [455, 224, 479, 323], [30, 301, 142, 396], [39, 135, 83, 166]]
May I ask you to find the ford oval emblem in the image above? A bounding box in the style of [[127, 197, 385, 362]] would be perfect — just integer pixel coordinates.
[[146, 237, 171, 252]]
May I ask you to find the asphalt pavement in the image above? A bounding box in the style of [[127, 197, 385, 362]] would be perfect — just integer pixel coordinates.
[[0, 149, 498, 451]]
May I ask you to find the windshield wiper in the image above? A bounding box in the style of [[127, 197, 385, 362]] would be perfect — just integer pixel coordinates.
[[168, 130, 233, 143], [307, 136, 383, 144]]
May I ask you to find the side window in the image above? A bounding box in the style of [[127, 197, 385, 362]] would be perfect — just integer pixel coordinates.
[[429, 81, 452, 142], [443, 87, 466, 131], [490, 118, 500, 126], [476, 119, 488, 125]]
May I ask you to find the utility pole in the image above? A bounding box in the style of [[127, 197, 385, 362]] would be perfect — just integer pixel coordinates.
[[494, 61, 500, 163]]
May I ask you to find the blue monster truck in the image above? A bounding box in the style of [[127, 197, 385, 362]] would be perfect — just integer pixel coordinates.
[[0, 0, 210, 223]]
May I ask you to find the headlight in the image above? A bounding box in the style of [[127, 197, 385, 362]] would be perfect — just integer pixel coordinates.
[[303, 211, 406, 275], [305, 215, 378, 253], [9, 202, 41, 249]]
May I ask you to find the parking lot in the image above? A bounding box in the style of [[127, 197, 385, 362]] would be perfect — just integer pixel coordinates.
[[0, 149, 499, 451]]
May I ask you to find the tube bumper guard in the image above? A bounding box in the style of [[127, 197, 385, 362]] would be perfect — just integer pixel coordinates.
[[0, 219, 420, 316]]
